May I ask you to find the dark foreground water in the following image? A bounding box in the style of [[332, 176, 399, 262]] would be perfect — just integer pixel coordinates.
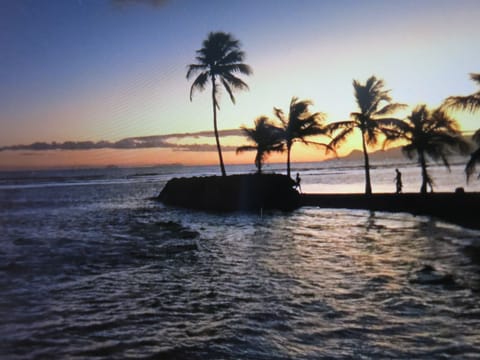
[[1, 164, 480, 359]]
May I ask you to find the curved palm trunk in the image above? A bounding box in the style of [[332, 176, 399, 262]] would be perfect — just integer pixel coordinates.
[[286, 142, 292, 178], [418, 151, 429, 194], [211, 76, 226, 177], [361, 131, 372, 195]]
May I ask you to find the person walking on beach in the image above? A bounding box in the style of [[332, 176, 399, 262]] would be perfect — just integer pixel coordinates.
[[395, 168, 403, 194], [295, 172, 302, 193]]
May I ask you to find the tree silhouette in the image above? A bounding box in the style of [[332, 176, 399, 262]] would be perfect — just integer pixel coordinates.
[[236, 116, 285, 173], [326, 76, 405, 195], [274, 97, 330, 178], [444, 73, 480, 181], [465, 130, 480, 181], [187, 32, 252, 177], [383, 105, 470, 193]]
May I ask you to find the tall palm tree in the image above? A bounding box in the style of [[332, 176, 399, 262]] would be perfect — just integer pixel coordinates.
[[444, 73, 480, 181], [273, 97, 330, 178], [187, 32, 252, 177], [326, 76, 405, 195], [383, 105, 470, 193], [236, 116, 285, 173]]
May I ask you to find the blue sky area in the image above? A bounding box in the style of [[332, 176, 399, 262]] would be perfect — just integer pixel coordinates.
[[0, 0, 479, 165]]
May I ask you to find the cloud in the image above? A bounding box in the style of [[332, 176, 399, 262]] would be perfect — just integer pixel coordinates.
[[0, 129, 245, 152], [173, 144, 238, 152], [20, 152, 46, 157], [111, 0, 169, 8]]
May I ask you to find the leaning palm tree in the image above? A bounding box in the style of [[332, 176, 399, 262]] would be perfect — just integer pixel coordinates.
[[383, 105, 470, 193], [187, 32, 252, 177], [273, 97, 330, 178], [326, 76, 405, 195], [444, 73, 480, 181], [236, 116, 285, 173]]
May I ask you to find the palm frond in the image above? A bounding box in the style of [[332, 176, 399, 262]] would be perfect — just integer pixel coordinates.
[[273, 107, 287, 127], [466, 147, 480, 182], [325, 120, 356, 135], [444, 94, 480, 113], [365, 126, 380, 146], [189, 72, 209, 101], [376, 117, 410, 131], [222, 72, 249, 91], [375, 103, 407, 117], [186, 64, 208, 79], [221, 50, 246, 65], [220, 63, 253, 75], [300, 139, 336, 154], [328, 127, 355, 150], [221, 78, 235, 104], [470, 73, 480, 84], [236, 145, 257, 154], [443, 73, 480, 113]]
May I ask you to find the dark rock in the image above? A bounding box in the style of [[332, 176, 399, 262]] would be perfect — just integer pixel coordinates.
[[157, 174, 300, 212], [409, 265, 456, 286]]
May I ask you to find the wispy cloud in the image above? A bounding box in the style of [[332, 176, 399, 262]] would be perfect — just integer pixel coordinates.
[[111, 0, 169, 8], [0, 129, 244, 152]]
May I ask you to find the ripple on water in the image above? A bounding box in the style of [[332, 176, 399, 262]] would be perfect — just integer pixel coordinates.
[[2, 191, 480, 358]]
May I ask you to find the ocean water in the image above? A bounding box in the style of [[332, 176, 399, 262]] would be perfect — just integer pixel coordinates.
[[1, 160, 480, 359]]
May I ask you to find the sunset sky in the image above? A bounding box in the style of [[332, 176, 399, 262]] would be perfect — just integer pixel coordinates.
[[1, 0, 479, 170]]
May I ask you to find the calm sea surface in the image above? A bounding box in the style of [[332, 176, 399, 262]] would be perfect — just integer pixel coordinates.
[[1, 160, 480, 359]]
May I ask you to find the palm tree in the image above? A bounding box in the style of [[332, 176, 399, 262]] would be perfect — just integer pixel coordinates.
[[273, 97, 330, 178], [444, 73, 480, 181], [383, 105, 470, 193], [236, 116, 285, 173], [326, 76, 405, 195], [465, 130, 480, 181], [187, 32, 252, 177]]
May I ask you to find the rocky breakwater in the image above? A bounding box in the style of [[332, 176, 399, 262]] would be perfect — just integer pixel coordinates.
[[158, 174, 301, 212]]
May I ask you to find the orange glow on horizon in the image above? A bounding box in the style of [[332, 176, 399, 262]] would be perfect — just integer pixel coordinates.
[[0, 142, 345, 171]]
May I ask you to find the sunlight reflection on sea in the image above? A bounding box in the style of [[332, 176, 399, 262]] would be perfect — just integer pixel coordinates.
[[1, 162, 480, 359]]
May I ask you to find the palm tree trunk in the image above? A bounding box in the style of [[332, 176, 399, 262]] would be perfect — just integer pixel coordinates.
[[255, 151, 262, 174], [361, 132, 372, 195], [419, 151, 428, 194], [211, 76, 226, 177], [286, 142, 292, 178]]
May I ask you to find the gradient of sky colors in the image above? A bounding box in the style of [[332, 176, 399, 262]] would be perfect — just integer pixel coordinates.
[[1, 0, 479, 169]]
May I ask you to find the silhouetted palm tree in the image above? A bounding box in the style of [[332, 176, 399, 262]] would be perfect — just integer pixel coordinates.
[[274, 97, 330, 178], [236, 116, 285, 173], [383, 105, 470, 193], [187, 32, 252, 177], [465, 130, 480, 181], [326, 76, 405, 195], [444, 73, 480, 181]]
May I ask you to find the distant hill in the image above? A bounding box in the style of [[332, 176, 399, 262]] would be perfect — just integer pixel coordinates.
[[343, 147, 404, 162], [341, 145, 469, 165]]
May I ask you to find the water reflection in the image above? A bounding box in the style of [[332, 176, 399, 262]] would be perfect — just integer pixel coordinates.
[[2, 187, 480, 358]]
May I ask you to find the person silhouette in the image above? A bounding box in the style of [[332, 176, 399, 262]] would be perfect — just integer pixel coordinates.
[[295, 172, 302, 193], [395, 168, 402, 194]]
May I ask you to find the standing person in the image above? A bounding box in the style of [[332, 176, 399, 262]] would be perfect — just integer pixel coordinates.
[[395, 168, 403, 194], [295, 172, 302, 193]]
